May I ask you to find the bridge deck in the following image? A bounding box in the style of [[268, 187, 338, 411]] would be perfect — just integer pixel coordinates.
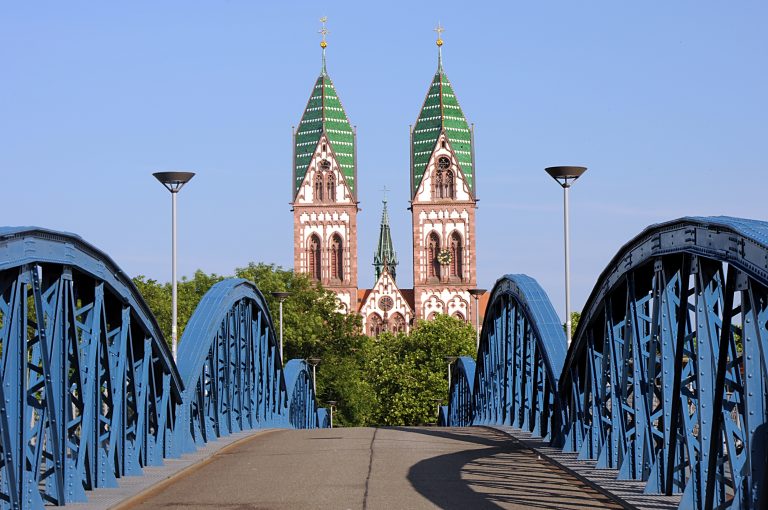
[[121, 426, 621, 510]]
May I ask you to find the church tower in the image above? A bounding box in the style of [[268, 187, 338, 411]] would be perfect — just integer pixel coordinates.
[[292, 20, 358, 313], [410, 26, 478, 323]]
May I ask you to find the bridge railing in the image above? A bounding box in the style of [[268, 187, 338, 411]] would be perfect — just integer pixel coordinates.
[[0, 227, 327, 510], [446, 216, 768, 510]]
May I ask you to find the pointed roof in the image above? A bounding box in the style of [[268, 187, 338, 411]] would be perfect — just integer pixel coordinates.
[[294, 52, 355, 199], [411, 47, 474, 197], [374, 197, 398, 281]]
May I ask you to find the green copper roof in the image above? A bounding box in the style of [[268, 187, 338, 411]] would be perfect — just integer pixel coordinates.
[[374, 199, 398, 282], [294, 68, 355, 198], [411, 64, 473, 197]]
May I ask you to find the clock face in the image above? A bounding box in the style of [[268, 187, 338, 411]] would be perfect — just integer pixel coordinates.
[[437, 249, 452, 265], [379, 296, 394, 312], [438, 157, 450, 170], [320, 160, 331, 171]]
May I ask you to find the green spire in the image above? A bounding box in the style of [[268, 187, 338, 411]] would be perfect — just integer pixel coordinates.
[[293, 22, 355, 199], [411, 33, 474, 198], [374, 194, 398, 281]]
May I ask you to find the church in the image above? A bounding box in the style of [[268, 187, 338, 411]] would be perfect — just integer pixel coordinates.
[[290, 23, 486, 337]]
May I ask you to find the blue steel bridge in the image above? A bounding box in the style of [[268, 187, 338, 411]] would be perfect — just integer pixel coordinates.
[[1, 216, 767, 509]]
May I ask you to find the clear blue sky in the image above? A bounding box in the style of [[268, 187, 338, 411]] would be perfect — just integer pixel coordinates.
[[2, 2, 766, 319]]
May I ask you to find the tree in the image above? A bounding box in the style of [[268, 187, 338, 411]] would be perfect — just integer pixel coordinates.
[[134, 264, 373, 427], [363, 314, 475, 426]]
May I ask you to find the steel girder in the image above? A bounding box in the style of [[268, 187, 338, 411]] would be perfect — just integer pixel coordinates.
[[0, 228, 182, 509], [447, 356, 476, 427], [284, 360, 322, 429], [447, 274, 567, 442], [561, 216, 768, 510], [0, 229, 327, 510]]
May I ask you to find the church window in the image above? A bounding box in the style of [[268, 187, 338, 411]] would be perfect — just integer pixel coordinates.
[[452, 311, 465, 321], [435, 157, 454, 199], [368, 313, 384, 337], [444, 170, 454, 199], [392, 313, 406, 333], [427, 312, 439, 321], [326, 173, 336, 202], [308, 234, 321, 280], [427, 232, 441, 280], [330, 234, 343, 281], [314, 172, 324, 201], [322, 143, 327, 152], [441, 140, 446, 149], [449, 231, 463, 279]]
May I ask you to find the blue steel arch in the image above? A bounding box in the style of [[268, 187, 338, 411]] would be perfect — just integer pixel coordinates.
[[0, 227, 183, 508], [447, 274, 567, 441], [284, 360, 322, 429], [0, 228, 327, 510], [562, 216, 768, 510], [175, 278, 288, 452]]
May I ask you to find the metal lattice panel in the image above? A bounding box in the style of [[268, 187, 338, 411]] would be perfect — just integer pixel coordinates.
[[447, 274, 567, 442], [0, 229, 326, 510]]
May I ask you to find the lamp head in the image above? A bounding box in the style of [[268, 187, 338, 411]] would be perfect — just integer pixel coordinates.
[[153, 171, 195, 193], [545, 166, 587, 188]]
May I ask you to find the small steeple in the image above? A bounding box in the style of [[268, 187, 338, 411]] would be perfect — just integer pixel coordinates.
[[374, 187, 398, 281]]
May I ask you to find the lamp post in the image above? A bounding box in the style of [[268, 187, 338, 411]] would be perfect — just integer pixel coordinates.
[[153, 171, 195, 361], [444, 355, 458, 388], [307, 357, 321, 392], [467, 288, 486, 350], [432, 398, 444, 422], [327, 401, 337, 428], [271, 291, 290, 363], [545, 166, 587, 345]]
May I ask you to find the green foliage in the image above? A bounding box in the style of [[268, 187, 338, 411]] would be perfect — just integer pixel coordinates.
[[132, 265, 476, 427], [363, 315, 476, 426], [563, 311, 581, 338]]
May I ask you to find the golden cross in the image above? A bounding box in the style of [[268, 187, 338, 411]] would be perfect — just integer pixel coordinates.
[[319, 16, 329, 48], [434, 22, 445, 45]]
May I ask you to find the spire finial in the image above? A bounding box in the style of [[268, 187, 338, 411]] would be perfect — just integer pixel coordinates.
[[319, 16, 329, 73], [381, 185, 389, 204], [434, 22, 444, 70]]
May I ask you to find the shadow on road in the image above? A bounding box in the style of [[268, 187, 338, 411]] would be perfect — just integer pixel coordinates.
[[395, 427, 620, 510]]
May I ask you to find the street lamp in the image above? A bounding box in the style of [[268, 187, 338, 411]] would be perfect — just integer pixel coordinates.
[[326, 401, 337, 428], [271, 291, 291, 363], [307, 357, 321, 392], [153, 171, 195, 361], [545, 166, 587, 345], [467, 288, 486, 350], [444, 355, 458, 388]]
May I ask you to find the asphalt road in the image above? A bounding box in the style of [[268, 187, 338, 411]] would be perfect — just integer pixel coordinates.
[[125, 426, 622, 510]]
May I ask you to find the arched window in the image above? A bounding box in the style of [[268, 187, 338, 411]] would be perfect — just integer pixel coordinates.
[[427, 312, 439, 321], [427, 232, 441, 280], [449, 231, 463, 279], [326, 173, 336, 202], [443, 170, 454, 199], [330, 234, 343, 281], [368, 313, 383, 337], [452, 311, 465, 321], [308, 234, 321, 281], [391, 313, 406, 334], [435, 157, 453, 199], [314, 172, 324, 202]]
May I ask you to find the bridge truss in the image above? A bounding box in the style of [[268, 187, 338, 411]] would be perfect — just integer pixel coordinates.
[[446, 217, 768, 510], [0, 228, 326, 510]]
